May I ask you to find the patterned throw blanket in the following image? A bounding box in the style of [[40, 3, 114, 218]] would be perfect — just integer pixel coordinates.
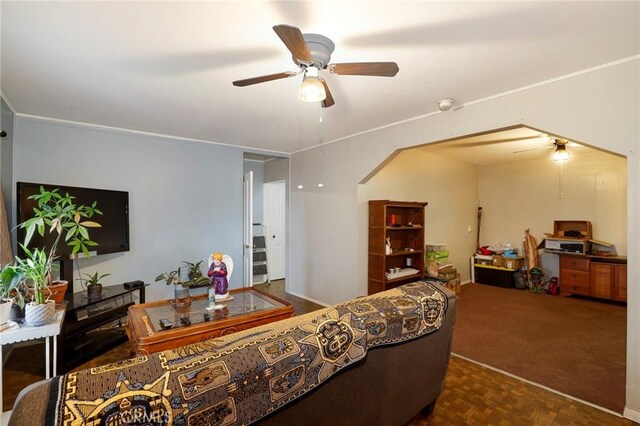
[[44, 281, 448, 425]]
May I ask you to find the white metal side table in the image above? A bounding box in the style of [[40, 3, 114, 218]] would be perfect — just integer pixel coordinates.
[[0, 308, 66, 419]]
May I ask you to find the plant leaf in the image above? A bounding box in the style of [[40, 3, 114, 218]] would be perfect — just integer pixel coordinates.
[[80, 221, 101, 228]]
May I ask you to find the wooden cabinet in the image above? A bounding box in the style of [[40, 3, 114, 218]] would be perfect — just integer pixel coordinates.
[[613, 265, 627, 302], [368, 200, 427, 295], [558, 254, 626, 302], [559, 255, 591, 296]]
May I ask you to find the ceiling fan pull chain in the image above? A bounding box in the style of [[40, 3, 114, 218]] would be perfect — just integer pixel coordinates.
[[558, 162, 564, 199]]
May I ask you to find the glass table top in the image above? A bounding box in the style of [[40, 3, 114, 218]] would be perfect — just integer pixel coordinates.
[[145, 290, 284, 332]]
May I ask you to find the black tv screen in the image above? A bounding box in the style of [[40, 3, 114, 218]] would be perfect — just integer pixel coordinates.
[[17, 182, 130, 258]]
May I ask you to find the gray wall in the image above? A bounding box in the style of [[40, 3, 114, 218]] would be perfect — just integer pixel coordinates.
[[12, 116, 245, 302], [243, 160, 263, 225], [1, 98, 14, 223]]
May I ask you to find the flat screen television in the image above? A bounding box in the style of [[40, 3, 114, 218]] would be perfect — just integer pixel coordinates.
[[17, 182, 130, 258]]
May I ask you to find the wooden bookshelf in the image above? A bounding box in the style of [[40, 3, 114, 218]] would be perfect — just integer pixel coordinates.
[[368, 200, 428, 295]]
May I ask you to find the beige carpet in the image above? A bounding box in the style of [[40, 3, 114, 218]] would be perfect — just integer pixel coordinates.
[[451, 283, 626, 413]]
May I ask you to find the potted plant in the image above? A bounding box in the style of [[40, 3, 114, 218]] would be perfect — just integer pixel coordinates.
[[16, 186, 102, 326], [0, 265, 25, 326], [12, 246, 57, 326], [156, 262, 209, 308], [82, 271, 111, 297], [183, 260, 209, 285]]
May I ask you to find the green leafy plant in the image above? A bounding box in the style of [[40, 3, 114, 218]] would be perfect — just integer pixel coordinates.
[[183, 260, 205, 281], [15, 186, 102, 305], [155, 268, 182, 286], [20, 186, 102, 257], [156, 264, 209, 288], [0, 265, 26, 308], [13, 246, 55, 305], [82, 271, 111, 287]]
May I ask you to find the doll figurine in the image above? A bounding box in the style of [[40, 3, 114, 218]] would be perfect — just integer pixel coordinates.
[[208, 252, 230, 300]]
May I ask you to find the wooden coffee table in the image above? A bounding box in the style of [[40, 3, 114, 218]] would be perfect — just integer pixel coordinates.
[[126, 287, 293, 355]]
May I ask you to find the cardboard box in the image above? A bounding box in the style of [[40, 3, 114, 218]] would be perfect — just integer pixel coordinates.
[[474, 255, 492, 266], [553, 220, 592, 239], [491, 256, 504, 267], [537, 220, 612, 255], [502, 257, 524, 270]]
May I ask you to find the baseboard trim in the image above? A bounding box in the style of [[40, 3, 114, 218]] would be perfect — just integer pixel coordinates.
[[286, 290, 330, 307], [461, 280, 471, 285], [452, 353, 624, 418], [623, 408, 640, 422]]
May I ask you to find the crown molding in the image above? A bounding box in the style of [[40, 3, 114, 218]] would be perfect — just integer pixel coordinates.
[[14, 113, 290, 157], [0, 92, 17, 114], [292, 54, 640, 155]]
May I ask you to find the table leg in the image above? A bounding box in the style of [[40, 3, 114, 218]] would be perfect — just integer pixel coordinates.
[[1, 344, 4, 414], [45, 337, 50, 379], [53, 335, 57, 377]]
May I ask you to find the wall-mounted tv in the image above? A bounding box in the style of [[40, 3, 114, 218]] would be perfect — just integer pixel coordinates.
[[17, 182, 130, 258]]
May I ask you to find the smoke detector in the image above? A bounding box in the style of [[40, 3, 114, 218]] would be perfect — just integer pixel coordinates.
[[437, 98, 456, 112]]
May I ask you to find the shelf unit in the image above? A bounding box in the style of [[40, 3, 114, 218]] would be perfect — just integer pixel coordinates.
[[368, 200, 427, 295], [58, 283, 146, 373]]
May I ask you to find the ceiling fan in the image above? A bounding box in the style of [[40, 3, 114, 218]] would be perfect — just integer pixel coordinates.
[[232, 25, 399, 108], [513, 138, 572, 161]]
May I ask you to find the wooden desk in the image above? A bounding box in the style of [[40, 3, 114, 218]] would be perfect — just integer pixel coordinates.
[[126, 287, 293, 355]]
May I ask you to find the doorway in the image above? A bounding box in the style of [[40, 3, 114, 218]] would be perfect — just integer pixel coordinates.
[[358, 125, 628, 413], [264, 181, 286, 280]]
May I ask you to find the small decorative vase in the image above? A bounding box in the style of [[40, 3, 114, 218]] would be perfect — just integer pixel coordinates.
[[25, 300, 56, 327], [0, 300, 12, 325], [10, 303, 25, 321], [172, 285, 191, 308], [87, 283, 103, 298]]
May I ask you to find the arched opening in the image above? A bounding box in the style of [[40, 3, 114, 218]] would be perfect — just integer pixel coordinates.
[[359, 124, 627, 413]]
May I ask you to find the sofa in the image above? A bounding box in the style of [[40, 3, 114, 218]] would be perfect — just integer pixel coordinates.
[[10, 281, 456, 425]]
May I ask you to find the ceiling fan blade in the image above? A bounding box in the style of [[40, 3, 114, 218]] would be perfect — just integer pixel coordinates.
[[513, 146, 554, 154], [328, 62, 399, 77], [232, 71, 297, 87], [451, 136, 543, 148], [273, 24, 314, 64], [320, 79, 335, 108]]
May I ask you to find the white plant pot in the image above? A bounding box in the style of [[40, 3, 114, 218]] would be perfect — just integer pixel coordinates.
[[0, 301, 12, 325], [25, 300, 56, 327]]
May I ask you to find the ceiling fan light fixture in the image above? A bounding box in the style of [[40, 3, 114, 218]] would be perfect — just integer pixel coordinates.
[[299, 67, 326, 102], [553, 142, 570, 162]]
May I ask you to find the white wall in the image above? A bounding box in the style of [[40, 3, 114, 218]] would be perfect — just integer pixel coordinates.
[[359, 149, 479, 282], [243, 160, 264, 224], [1, 98, 14, 221], [289, 60, 640, 416], [479, 148, 627, 277], [12, 116, 245, 302]]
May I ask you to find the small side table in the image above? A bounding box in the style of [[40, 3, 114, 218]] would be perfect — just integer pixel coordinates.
[[0, 308, 66, 416]]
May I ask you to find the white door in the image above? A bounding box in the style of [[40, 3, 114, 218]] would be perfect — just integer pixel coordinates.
[[264, 181, 286, 280], [243, 171, 254, 287]]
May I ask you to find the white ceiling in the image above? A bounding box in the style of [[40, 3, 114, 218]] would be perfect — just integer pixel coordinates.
[[1, 1, 638, 154]]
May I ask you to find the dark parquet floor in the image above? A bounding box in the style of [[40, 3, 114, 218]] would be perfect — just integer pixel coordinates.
[[2, 280, 635, 424]]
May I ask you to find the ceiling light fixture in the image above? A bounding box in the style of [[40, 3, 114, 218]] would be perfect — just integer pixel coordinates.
[[299, 67, 326, 102], [552, 140, 570, 162]]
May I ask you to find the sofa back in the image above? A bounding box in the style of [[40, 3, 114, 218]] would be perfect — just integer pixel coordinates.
[[10, 281, 453, 425]]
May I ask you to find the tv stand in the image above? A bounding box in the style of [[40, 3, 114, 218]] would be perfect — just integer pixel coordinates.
[[58, 283, 146, 373]]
